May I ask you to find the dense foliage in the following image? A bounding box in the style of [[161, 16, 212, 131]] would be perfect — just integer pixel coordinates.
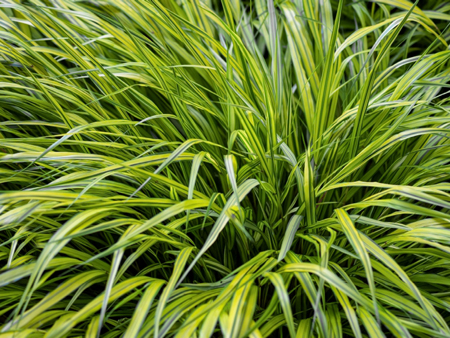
[[1, 0, 450, 337]]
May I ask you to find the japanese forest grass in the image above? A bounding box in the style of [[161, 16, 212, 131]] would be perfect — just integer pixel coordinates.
[[1, 0, 450, 337]]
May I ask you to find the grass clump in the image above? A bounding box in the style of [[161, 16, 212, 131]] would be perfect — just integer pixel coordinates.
[[1, 0, 450, 337]]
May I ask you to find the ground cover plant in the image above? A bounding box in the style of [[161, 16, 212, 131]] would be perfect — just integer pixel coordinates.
[[1, 0, 450, 336]]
